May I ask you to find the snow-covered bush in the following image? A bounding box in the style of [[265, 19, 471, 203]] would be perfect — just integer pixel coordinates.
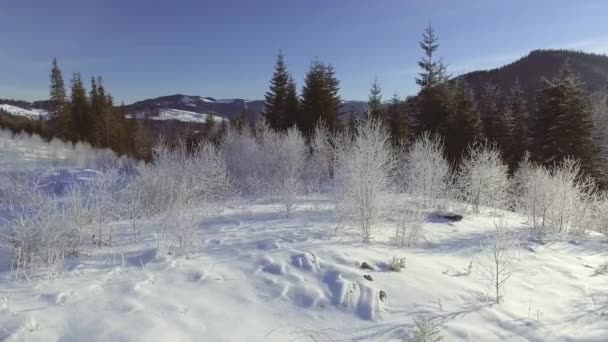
[[394, 209, 426, 247], [411, 318, 444, 342], [401, 132, 452, 209], [305, 121, 332, 194], [220, 125, 266, 194], [457, 143, 510, 213], [88, 168, 122, 248], [476, 219, 521, 304], [135, 139, 234, 217], [334, 120, 396, 243], [516, 157, 597, 238], [0, 174, 71, 278], [389, 256, 406, 272], [274, 127, 308, 216]]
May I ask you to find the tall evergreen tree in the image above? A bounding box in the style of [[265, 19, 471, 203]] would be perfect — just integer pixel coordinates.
[[480, 82, 506, 146], [414, 24, 451, 137], [416, 24, 449, 89], [49, 58, 69, 137], [298, 59, 341, 135], [367, 78, 383, 121], [262, 51, 299, 131], [503, 80, 530, 169], [445, 80, 483, 163], [69, 72, 90, 142], [386, 93, 409, 145], [534, 63, 598, 175]]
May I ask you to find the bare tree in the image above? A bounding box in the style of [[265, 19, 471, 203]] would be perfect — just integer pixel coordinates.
[[334, 120, 396, 243], [476, 219, 521, 303]]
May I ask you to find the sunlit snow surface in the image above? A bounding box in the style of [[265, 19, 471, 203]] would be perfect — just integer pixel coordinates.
[[0, 132, 606, 341], [0, 104, 47, 119]]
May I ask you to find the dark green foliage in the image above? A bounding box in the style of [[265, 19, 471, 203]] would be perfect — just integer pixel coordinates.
[[445, 80, 483, 163], [502, 80, 530, 170], [367, 78, 383, 121], [459, 49, 608, 114], [480, 82, 506, 146], [386, 94, 410, 146], [534, 63, 598, 176], [262, 51, 299, 131], [69, 72, 91, 142], [413, 24, 451, 137], [416, 24, 449, 89], [298, 59, 341, 135]]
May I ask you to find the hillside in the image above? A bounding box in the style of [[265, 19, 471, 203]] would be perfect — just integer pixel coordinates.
[[458, 49, 608, 110]]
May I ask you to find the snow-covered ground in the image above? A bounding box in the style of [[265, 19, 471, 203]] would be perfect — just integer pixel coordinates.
[[0, 104, 48, 119], [0, 199, 606, 341], [130, 109, 227, 124], [0, 132, 607, 342]]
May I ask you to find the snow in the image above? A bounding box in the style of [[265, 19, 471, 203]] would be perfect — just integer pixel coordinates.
[[0, 134, 607, 341], [130, 109, 227, 124], [0, 104, 48, 119]]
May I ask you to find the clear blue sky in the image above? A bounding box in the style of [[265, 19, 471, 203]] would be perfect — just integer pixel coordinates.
[[1, 0, 607, 104]]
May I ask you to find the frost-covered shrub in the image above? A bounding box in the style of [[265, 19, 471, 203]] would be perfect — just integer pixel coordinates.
[[457, 143, 510, 213], [394, 209, 426, 247], [304, 121, 332, 194], [476, 219, 521, 304], [0, 179, 71, 278], [401, 132, 452, 209], [411, 318, 444, 342], [389, 256, 406, 272], [334, 120, 396, 243], [516, 157, 597, 238], [135, 139, 234, 217]]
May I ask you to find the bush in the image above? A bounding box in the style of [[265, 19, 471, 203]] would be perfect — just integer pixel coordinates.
[[457, 143, 510, 213], [333, 120, 396, 243]]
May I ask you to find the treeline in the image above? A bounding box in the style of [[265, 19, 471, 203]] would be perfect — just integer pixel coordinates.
[[47, 59, 152, 159], [0, 24, 605, 180], [0, 59, 155, 160], [261, 25, 606, 184]]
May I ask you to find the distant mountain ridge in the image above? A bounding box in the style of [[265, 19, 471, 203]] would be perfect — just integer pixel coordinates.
[[458, 49, 608, 110]]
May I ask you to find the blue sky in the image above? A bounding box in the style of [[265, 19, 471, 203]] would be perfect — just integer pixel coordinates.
[[1, 0, 607, 104]]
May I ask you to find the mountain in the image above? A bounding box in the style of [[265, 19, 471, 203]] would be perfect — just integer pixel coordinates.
[[125, 94, 369, 123], [0, 104, 48, 118], [126, 95, 265, 123], [458, 49, 608, 111]]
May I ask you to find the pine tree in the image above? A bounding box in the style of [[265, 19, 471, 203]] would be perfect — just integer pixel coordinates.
[[367, 78, 383, 121], [263, 51, 299, 131], [386, 93, 409, 146], [534, 63, 598, 176], [414, 24, 451, 137], [480, 82, 506, 146], [445, 80, 483, 163], [298, 59, 341, 135], [69, 72, 91, 142], [49, 58, 69, 138], [503, 80, 530, 169], [416, 24, 448, 89]]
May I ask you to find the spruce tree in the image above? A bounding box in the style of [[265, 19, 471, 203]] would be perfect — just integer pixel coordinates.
[[480, 82, 506, 146], [503, 80, 530, 169], [534, 63, 598, 175], [367, 78, 383, 121], [386, 93, 409, 146], [49, 58, 69, 138], [298, 59, 341, 135], [414, 24, 450, 137], [445, 80, 483, 163], [263, 51, 299, 131], [69, 72, 91, 142]]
